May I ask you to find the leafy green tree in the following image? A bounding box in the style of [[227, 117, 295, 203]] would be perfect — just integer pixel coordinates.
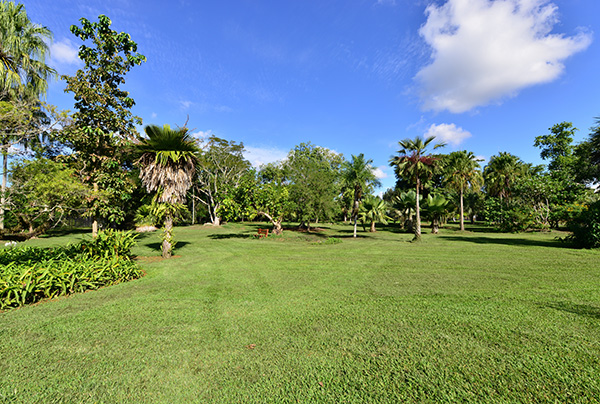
[[358, 195, 389, 232], [443, 150, 483, 231], [342, 153, 381, 237], [285, 142, 343, 229], [193, 136, 251, 226], [389, 136, 445, 241], [9, 157, 88, 235], [62, 15, 146, 237], [534, 122, 577, 174], [135, 124, 199, 258]]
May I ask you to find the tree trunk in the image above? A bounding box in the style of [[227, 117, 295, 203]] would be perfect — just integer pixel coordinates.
[[0, 146, 6, 230], [273, 220, 283, 235], [431, 219, 439, 234], [191, 187, 196, 225], [213, 216, 221, 226], [414, 180, 421, 241], [459, 187, 465, 231], [352, 199, 359, 238], [370, 221, 376, 232], [92, 182, 99, 238], [162, 214, 173, 259]]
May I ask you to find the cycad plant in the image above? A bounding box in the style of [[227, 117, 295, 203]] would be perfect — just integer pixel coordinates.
[[358, 195, 390, 232], [135, 124, 199, 258]]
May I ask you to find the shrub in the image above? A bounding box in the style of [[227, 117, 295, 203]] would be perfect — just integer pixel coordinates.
[[0, 230, 143, 309], [78, 229, 138, 259], [567, 201, 600, 248]]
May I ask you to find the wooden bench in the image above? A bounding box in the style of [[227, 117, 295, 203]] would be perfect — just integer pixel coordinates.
[[256, 228, 269, 238]]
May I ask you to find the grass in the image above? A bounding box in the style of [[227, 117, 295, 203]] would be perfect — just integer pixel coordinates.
[[1, 223, 599, 403]]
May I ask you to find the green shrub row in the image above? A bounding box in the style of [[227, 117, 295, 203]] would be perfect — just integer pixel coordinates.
[[0, 256, 142, 309], [1, 230, 143, 310]]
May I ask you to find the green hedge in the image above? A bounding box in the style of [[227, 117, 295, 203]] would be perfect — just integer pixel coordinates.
[[1, 230, 143, 310]]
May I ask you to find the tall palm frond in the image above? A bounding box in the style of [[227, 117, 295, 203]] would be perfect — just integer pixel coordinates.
[[137, 124, 199, 204]]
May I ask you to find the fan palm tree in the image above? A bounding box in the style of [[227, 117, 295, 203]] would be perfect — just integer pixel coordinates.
[[342, 153, 381, 237], [424, 193, 450, 234], [358, 195, 390, 232], [389, 136, 445, 241], [443, 151, 483, 231], [392, 190, 421, 231], [136, 124, 199, 258]]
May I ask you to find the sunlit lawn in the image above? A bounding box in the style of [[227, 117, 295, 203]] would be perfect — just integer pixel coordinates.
[[1, 223, 599, 403]]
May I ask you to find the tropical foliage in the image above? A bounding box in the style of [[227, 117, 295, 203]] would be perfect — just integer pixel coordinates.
[[389, 136, 445, 241]]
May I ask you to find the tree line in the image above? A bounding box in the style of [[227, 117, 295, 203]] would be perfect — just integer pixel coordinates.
[[1, 5, 599, 255]]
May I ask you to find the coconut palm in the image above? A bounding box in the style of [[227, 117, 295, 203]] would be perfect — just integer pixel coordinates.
[[0, 1, 56, 230], [358, 195, 390, 232], [0, 1, 56, 99], [389, 136, 445, 241], [443, 151, 483, 231], [136, 124, 199, 258], [342, 153, 381, 237]]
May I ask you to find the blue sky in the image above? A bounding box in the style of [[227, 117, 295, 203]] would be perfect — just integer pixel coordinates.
[[22, 0, 600, 191]]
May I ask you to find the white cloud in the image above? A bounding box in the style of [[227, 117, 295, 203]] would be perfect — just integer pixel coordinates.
[[180, 100, 193, 110], [373, 166, 389, 179], [243, 145, 288, 168], [50, 39, 81, 66], [425, 123, 472, 146], [415, 0, 592, 113], [191, 130, 213, 140]]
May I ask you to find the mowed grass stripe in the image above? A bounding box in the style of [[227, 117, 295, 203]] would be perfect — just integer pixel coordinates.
[[1, 223, 599, 403]]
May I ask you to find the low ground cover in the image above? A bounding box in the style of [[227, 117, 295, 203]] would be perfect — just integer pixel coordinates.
[[0, 230, 142, 309], [1, 223, 599, 403]]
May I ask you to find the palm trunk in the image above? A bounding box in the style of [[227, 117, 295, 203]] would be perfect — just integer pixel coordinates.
[[414, 179, 421, 241], [0, 147, 6, 231], [459, 186, 465, 231], [352, 199, 359, 238], [162, 214, 173, 259], [370, 221, 376, 232]]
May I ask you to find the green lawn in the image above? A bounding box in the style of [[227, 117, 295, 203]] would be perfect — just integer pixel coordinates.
[[1, 223, 599, 403]]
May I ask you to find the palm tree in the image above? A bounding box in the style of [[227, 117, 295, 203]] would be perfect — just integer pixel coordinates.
[[135, 124, 199, 258], [389, 136, 445, 241], [342, 153, 381, 238], [358, 195, 390, 232], [424, 193, 450, 234], [443, 151, 483, 231], [0, 1, 55, 99], [483, 152, 525, 201], [0, 1, 56, 230], [392, 190, 421, 231]]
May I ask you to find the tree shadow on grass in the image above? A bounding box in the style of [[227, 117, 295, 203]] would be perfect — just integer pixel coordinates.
[[143, 241, 191, 250], [440, 235, 571, 249], [544, 301, 600, 320], [209, 233, 253, 240]]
